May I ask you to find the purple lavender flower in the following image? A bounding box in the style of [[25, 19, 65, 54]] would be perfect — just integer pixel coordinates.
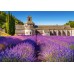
[[0, 35, 74, 62]]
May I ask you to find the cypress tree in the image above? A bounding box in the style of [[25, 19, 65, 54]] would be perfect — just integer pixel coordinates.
[[5, 12, 10, 34], [10, 14, 15, 35], [5, 12, 15, 35]]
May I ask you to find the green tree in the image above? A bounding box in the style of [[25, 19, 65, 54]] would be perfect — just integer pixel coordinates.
[[64, 21, 74, 28], [0, 11, 6, 28], [0, 11, 23, 34], [5, 12, 10, 34], [5, 12, 15, 35], [10, 14, 15, 35]]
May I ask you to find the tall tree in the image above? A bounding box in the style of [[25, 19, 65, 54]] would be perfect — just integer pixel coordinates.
[[5, 12, 10, 34], [0, 11, 6, 28], [10, 14, 15, 35], [5, 12, 15, 35]]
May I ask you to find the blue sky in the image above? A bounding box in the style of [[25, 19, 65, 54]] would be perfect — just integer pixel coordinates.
[[6, 11, 74, 25]]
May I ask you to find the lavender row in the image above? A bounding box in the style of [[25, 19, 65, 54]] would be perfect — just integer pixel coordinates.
[[0, 35, 74, 62]]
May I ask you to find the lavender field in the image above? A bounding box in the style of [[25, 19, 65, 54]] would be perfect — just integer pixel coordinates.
[[0, 35, 74, 62]]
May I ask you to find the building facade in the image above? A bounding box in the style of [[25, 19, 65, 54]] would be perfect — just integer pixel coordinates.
[[15, 16, 74, 36]]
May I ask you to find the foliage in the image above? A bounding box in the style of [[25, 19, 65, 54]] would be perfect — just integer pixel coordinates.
[[5, 12, 15, 35], [0, 11, 6, 28], [5, 12, 10, 34], [9, 14, 15, 35], [15, 18, 24, 25], [0, 11, 24, 32], [64, 21, 74, 28]]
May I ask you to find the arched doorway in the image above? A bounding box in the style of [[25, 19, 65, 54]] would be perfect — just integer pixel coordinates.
[[53, 31, 57, 36], [67, 31, 70, 36], [62, 31, 66, 36], [58, 31, 61, 36], [50, 31, 53, 36]]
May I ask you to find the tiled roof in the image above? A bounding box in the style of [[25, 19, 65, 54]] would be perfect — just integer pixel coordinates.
[[35, 25, 71, 30], [15, 25, 72, 30]]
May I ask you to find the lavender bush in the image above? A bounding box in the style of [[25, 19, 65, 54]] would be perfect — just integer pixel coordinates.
[[37, 36, 74, 62], [0, 35, 74, 62]]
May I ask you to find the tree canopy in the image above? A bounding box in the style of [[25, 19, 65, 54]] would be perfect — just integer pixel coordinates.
[[0, 11, 24, 29], [0, 11, 6, 28], [5, 12, 15, 35], [64, 21, 74, 28]]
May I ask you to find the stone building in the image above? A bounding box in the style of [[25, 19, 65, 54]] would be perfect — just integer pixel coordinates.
[[15, 16, 74, 36]]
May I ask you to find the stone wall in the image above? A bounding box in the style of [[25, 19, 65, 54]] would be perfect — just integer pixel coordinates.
[[15, 25, 74, 36], [71, 28, 74, 36], [15, 30, 25, 34]]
